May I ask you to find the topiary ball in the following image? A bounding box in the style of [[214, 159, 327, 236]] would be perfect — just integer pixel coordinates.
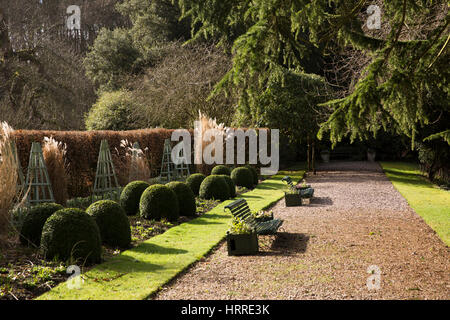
[[219, 175, 236, 198], [245, 165, 259, 185], [211, 165, 231, 176], [86, 200, 131, 248], [40, 208, 102, 264], [231, 167, 254, 189], [120, 180, 151, 216], [140, 184, 180, 222], [186, 173, 206, 196], [20, 203, 64, 247], [199, 175, 230, 201], [167, 181, 197, 217]]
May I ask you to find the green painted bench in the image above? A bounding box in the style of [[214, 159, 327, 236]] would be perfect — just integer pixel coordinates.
[[282, 176, 314, 198], [224, 199, 283, 235]]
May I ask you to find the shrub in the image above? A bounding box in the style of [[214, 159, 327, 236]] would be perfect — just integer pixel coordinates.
[[85, 90, 141, 131], [84, 28, 141, 92], [140, 184, 179, 222], [20, 203, 64, 247], [186, 173, 206, 196], [166, 181, 196, 217], [245, 165, 259, 185], [128, 44, 235, 129], [120, 140, 151, 183], [40, 208, 102, 264], [86, 200, 131, 248], [199, 175, 230, 201], [120, 181, 151, 216], [211, 165, 231, 176], [231, 167, 254, 189], [219, 175, 236, 198]]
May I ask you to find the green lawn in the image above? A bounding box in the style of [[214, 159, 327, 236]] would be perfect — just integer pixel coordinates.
[[37, 168, 304, 300], [381, 162, 450, 246]]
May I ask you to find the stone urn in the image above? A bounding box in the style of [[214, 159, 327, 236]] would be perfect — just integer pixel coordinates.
[[367, 148, 376, 162], [320, 150, 330, 163]]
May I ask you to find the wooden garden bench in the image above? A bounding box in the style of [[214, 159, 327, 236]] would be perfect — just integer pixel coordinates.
[[282, 176, 314, 198], [224, 199, 283, 235]]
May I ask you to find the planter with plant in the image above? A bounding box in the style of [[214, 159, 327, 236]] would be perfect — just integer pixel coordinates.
[[297, 179, 311, 190], [320, 150, 330, 162], [226, 217, 258, 256], [251, 210, 274, 222], [367, 148, 376, 162], [284, 188, 302, 207]]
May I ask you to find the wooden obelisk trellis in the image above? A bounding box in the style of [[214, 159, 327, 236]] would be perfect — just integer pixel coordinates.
[[93, 140, 121, 200], [159, 139, 177, 182], [25, 142, 55, 205]]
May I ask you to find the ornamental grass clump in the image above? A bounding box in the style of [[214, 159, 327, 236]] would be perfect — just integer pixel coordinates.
[[42, 137, 68, 206], [0, 122, 18, 241], [195, 111, 227, 175], [120, 139, 151, 183]]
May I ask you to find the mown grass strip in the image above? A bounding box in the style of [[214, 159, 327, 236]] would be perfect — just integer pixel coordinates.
[[37, 168, 304, 300], [381, 162, 450, 246]]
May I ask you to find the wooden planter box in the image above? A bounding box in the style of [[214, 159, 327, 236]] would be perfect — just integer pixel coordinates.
[[284, 193, 302, 207], [227, 231, 259, 256]]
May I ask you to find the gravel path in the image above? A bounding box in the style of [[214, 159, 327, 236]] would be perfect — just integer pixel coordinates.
[[154, 161, 450, 300]]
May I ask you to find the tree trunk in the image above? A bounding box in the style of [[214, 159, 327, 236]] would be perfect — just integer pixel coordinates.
[[307, 135, 311, 171], [0, 7, 12, 59], [312, 140, 316, 174]]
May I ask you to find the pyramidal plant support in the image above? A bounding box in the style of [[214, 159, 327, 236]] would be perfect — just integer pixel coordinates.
[[159, 139, 177, 182], [25, 142, 55, 205], [93, 139, 121, 200]]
